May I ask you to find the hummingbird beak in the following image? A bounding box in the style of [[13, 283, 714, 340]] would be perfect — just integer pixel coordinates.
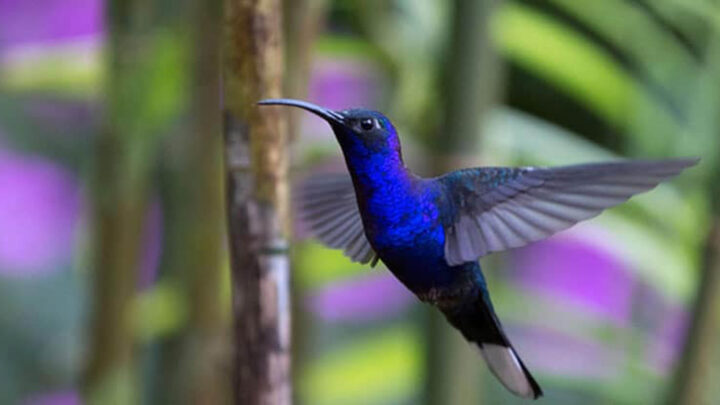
[[257, 98, 344, 125]]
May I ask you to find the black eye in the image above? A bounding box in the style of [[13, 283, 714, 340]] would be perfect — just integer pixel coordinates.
[[360, 118, 374, 131]]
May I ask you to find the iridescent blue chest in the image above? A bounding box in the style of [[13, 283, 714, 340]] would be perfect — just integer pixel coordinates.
[[348, 166, 460, 291], [335, 118, 474, 292]]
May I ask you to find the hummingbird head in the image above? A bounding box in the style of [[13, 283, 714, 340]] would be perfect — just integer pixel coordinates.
[[258, 98, 402, 161]]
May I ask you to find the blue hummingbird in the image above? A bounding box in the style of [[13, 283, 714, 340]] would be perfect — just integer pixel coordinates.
[[258, 98, 698, 399]]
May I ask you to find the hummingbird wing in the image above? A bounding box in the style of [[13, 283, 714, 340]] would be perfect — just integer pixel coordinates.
[[297, 173, 379, 266], [437, 158, 698, 266]]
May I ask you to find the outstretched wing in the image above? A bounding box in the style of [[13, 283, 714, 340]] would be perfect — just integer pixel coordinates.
[[438, 158, 698, 266], [297, 173, 379, 266]]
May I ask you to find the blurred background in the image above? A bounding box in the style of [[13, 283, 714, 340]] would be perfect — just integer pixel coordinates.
[[1, 0, 719, 404]]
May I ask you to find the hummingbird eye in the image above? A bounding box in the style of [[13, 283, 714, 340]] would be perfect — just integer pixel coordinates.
[[360, 118, 374, 131]]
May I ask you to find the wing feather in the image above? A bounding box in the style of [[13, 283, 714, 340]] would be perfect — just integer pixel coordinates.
[[439, 158, 698, 266], [297, 172, 379, 266]]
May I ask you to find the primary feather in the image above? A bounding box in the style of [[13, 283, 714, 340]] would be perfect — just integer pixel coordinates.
[[438, 158, 699, 265], [297, 173, 378, 265]]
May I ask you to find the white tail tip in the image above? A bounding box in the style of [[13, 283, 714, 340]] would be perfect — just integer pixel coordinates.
[[479, 344, 537, 399]]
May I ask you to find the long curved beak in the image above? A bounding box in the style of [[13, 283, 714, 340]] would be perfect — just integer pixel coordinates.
[[258, 98, 344, 124]]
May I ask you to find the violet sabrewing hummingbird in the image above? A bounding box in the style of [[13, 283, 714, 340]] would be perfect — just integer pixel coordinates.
[[258, 98, 698, 399]]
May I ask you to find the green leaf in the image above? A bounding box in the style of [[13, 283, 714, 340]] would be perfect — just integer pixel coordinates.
[[485, 108, 703, 302], [300, 325, 422, 405], [0, 41, 102, 98], [548, 0, 700, 102], [493, 3, 681, 154], [293, 241, 377, 288], [132, 282, 187, 342]]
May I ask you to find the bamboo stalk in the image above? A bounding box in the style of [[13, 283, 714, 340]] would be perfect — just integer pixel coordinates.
[[283, 0, 327, 141], [222, 0, 291, 404], [425, 1, 501, 404], [667, 32, 720, 405], [668, 220, 720, 405], [281, 1, 328, 401], [83, 0, 154, 401], [184, 1, 228, 402], [154, 0, 228, 403]]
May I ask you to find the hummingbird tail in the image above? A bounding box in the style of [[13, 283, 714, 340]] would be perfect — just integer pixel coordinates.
[[440, 289, 543, 399]]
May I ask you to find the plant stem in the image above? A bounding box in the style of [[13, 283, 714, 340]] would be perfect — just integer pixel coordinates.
[[222, 0, 291, 403], [668, 220, 720, 404], [83, 0, 156, 401], [425, 1, 501, 404], [155, 0, 228, 403]]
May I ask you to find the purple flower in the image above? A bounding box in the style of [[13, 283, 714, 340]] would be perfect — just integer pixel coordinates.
[[0, 147, 81, 277], [645, 299, 688, 373], [511, 231, 634, 325], [308, 59, 382, 110], [509, 325, 622, 378], [22, 390, 81, 405], [301, 59, 384, 142], [0, 0, 102, 50], [308, 272, 414, 322]]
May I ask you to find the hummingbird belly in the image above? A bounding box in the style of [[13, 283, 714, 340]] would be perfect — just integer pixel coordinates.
[[362, 190, 465, 293]]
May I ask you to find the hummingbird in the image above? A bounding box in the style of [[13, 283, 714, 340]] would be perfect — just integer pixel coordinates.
[[258, 98, 698, 399]]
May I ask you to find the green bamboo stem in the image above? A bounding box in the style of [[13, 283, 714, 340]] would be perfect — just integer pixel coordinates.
[[281, 1, 328, 402], [283, 0, 327, 142], [424, 1, 501, 404], [154, 0, 228, 403], [83, 0, 156, 401], [668, 221, 720, 404]]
